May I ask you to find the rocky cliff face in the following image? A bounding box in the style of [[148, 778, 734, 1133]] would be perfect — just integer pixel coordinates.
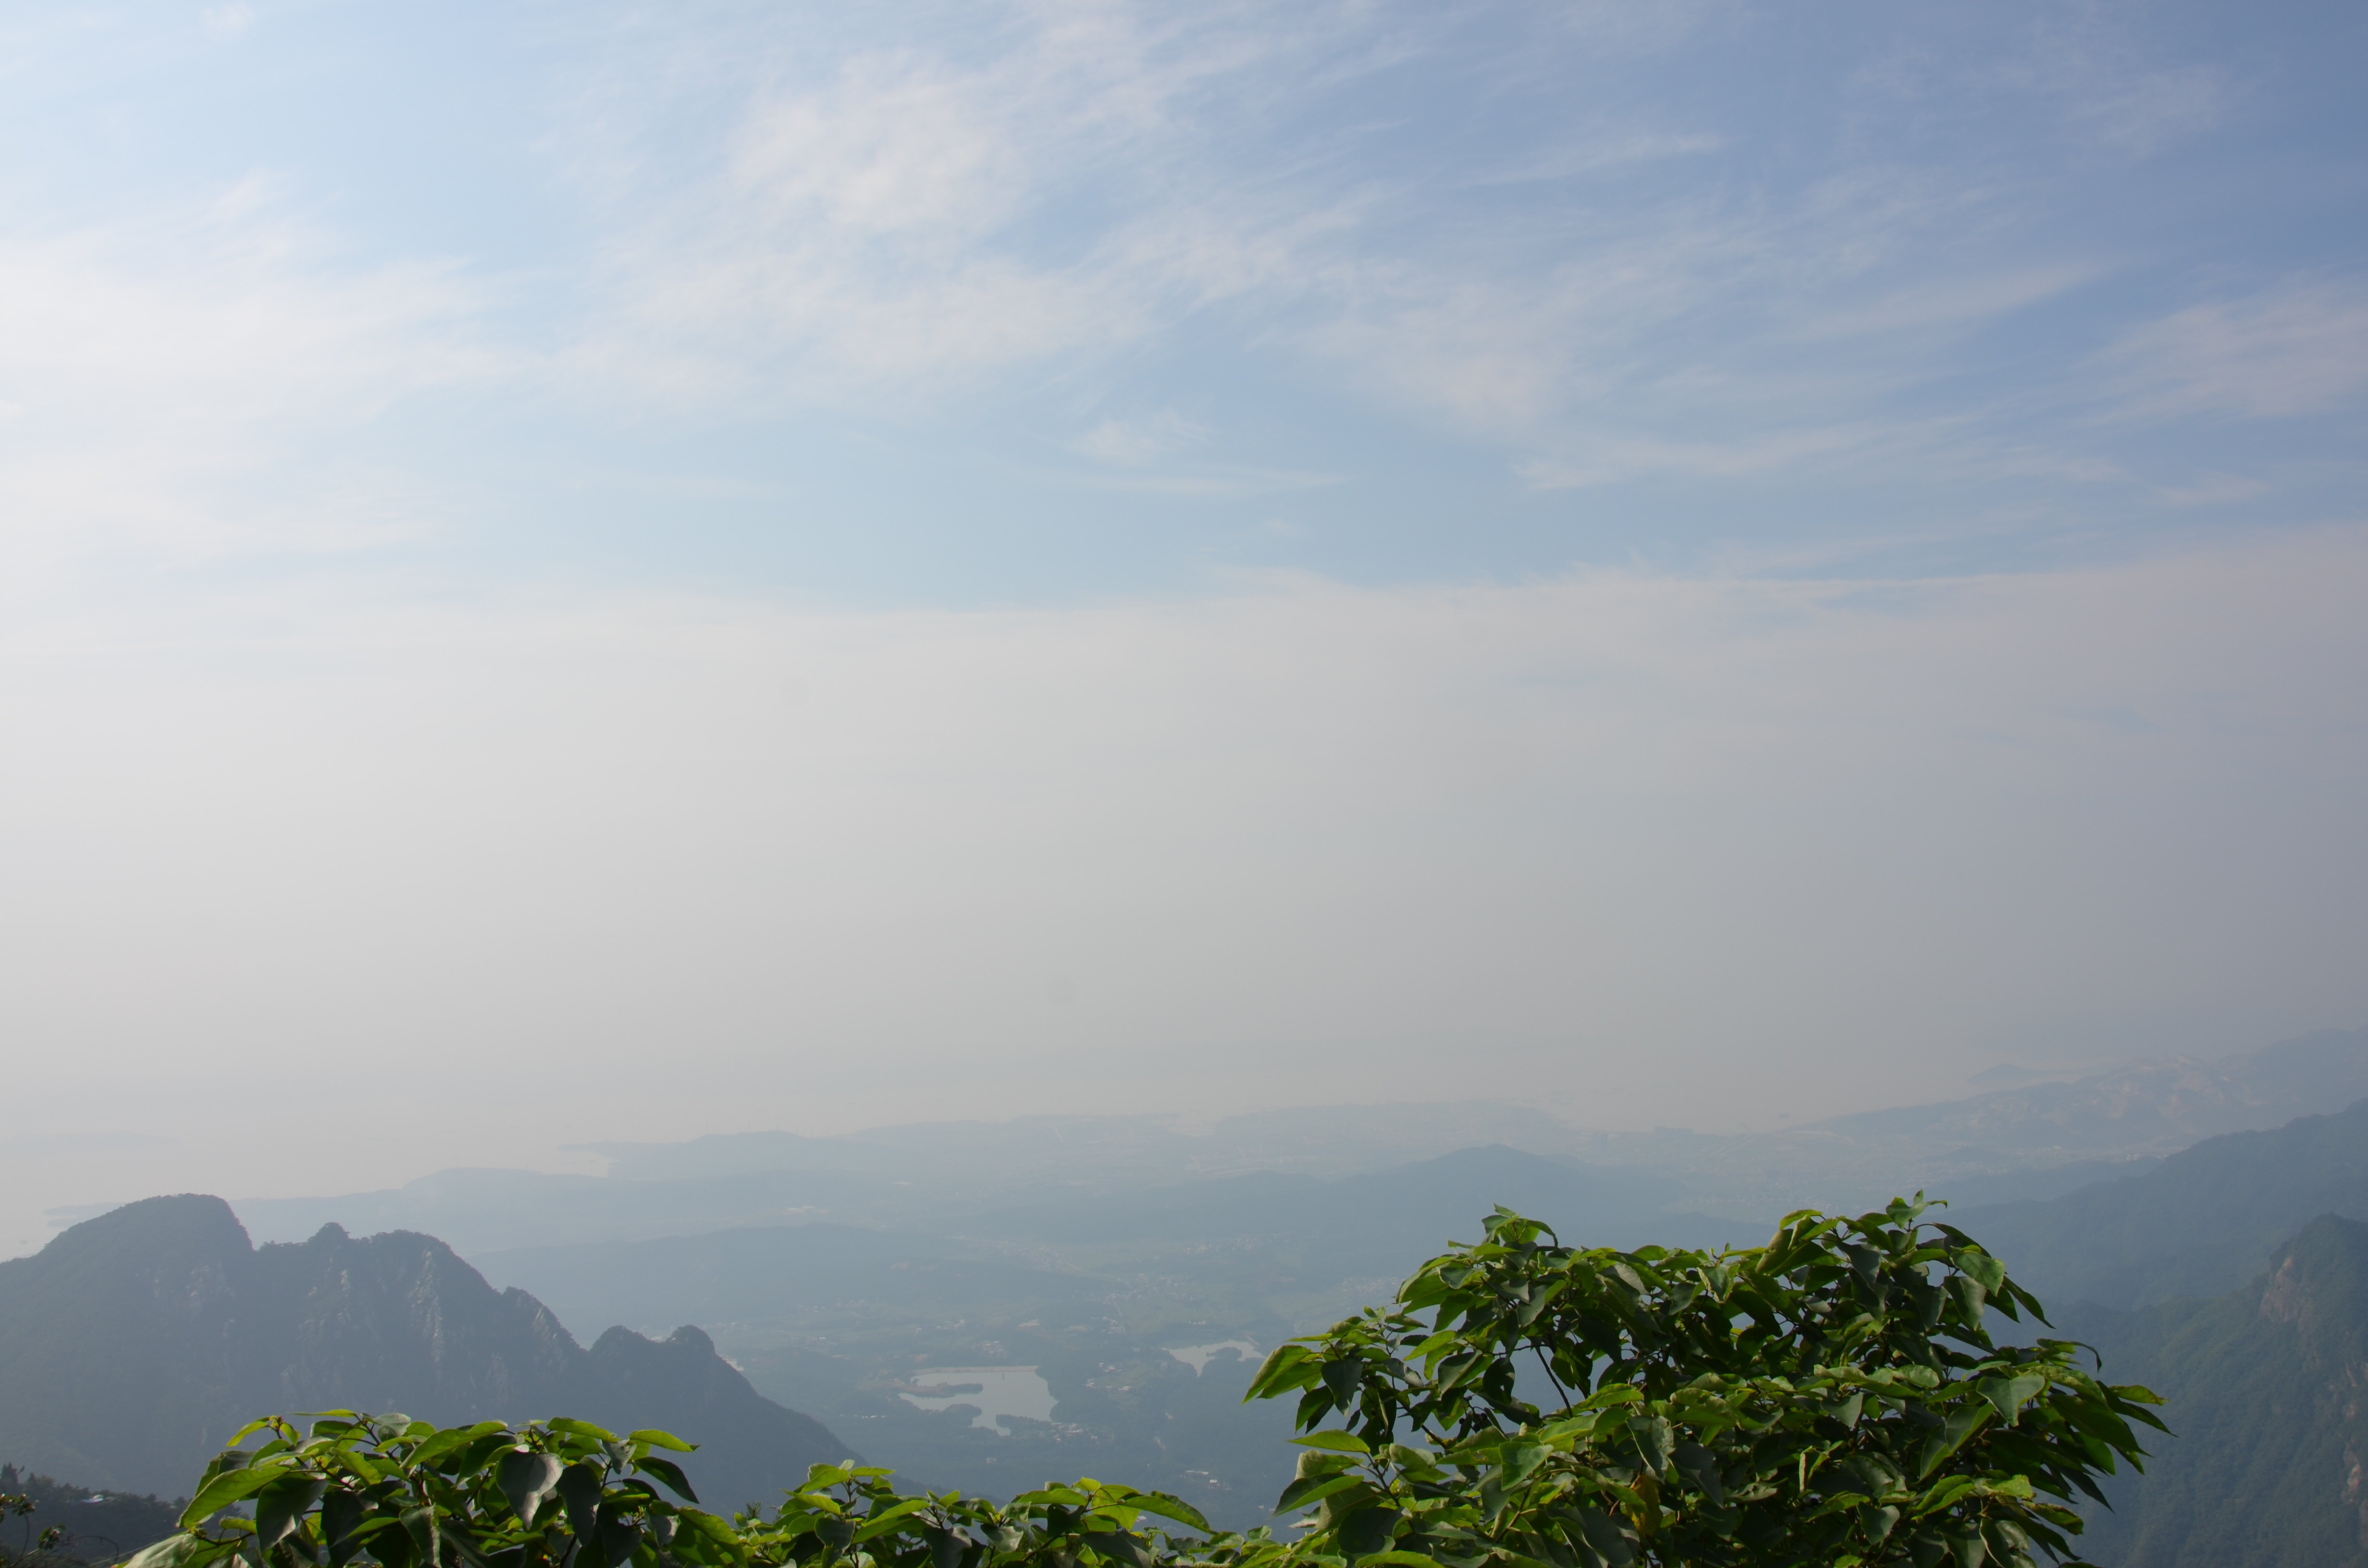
[[0, 1196, 852, 1510], [2068, 1213, 2368, 1567]]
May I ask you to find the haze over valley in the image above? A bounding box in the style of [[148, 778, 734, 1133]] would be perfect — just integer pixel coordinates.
[[12, 1027, 2368, 1557]]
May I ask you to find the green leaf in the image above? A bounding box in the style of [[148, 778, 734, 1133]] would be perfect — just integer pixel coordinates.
[[410, 1421, 507, 1472], [1335, 1506, 1398, 1559], [639, 1457, 698, 1504], [124, 1534, 218, 1568], [1294, 1449, 1357, 1481], [1079, 1531, 1152, 1568], [497, 1451, 564, 1526], [1918, 1406, 1993, 1479], [851, 1499, 928, 1542], [1955, 1252, 2006, 1293], [1292, 1432, 1373, 1455], [1124, 1493, 1211, 1533], [1626, 1415, 1675, 1477], [254, 1477, 327, 1552], [627, 1430, 697, 1454], [597, 1501, 643, 1565], [401, 1505, 440, 1568], [1672, 1441, 1723, 1506], [1573, 1509, 1636, 1568], [557, 1462, 605, 1542], [1977, 1372, 2049, 1425], [437, 1522, 495, 1568], [1274, 1473, 1367, 1516], [1245, 1345, 1318, 1402], [1501, 1440, 1548, 1488], [320, 1489, 370, 1567], [179, 1458, 287, 1528]]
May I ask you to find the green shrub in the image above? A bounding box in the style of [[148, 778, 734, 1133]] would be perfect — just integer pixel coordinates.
[[126, 1201, 2160, 1568]]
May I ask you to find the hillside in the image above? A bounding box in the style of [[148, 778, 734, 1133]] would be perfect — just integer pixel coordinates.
[[0, 1463, 179, 1562], [2057, 1214, 2368, 1567], [1957, 1096, 2368, 1309], [0, 1197, 851, 1510]]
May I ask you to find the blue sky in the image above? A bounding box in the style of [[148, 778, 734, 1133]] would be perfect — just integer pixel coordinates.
[[1, 0, 2365, 1249], [7, 0, 2364, 598]]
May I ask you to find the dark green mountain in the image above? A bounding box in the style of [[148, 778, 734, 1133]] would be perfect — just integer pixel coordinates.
[[0, 1197, 851, 1511], [1958, 1096, 2368, 1309], [2061, 1214, 2368, 1567], [0, 1462, 179, 1563]]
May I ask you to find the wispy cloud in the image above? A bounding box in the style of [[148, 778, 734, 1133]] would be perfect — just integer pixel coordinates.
[[0, 178, 503, 571], [560, 2, 1371, 403], [1072, 411, 1210, 465], [1788, 264, 2097, 343], [0, 0, 2353, 583], [2098, 274, 2368, 421]]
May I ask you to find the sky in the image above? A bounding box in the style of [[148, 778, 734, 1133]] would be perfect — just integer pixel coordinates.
[[2, 0, 2366, 1255]]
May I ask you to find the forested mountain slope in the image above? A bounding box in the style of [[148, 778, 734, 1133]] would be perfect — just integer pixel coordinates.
[[2061, 1214, 2368, 1568], [0, 1197, 851, 1509], [1957, 1096, 2368, 1309], [0, 1462, 179, 1562]]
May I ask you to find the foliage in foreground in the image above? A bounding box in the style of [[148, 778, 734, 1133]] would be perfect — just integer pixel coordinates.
[[2, 1486, 65, 1564], [123, 1200, 2162, 1568]]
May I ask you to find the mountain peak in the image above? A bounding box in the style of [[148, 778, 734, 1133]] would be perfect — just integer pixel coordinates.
[[0, 1194, 852, 1503], [37, 1193, 251, 1264]]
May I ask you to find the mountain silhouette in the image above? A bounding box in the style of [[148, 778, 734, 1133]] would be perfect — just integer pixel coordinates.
[[0, 1195, 852, 1511]]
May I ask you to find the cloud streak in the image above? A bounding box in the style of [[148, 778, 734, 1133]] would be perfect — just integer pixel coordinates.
[[0, 181, 501, 570], [0, 0, 2355, 581], [2099, 274, 2368, 421]]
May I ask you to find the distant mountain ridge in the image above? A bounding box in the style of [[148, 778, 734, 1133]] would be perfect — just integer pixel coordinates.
[[0, 1196, 851, 1508], [472, 1146, 1741, 1344], [1584, 1027, 2368, 1221], [37, 1029, 2349, 1263], [1807, 1028, 2368, 1161], [1958, 1095, 2368, 1309]]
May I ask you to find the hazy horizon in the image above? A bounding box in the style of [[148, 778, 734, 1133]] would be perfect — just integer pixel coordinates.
[[3, 1, 2364, 1259]]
